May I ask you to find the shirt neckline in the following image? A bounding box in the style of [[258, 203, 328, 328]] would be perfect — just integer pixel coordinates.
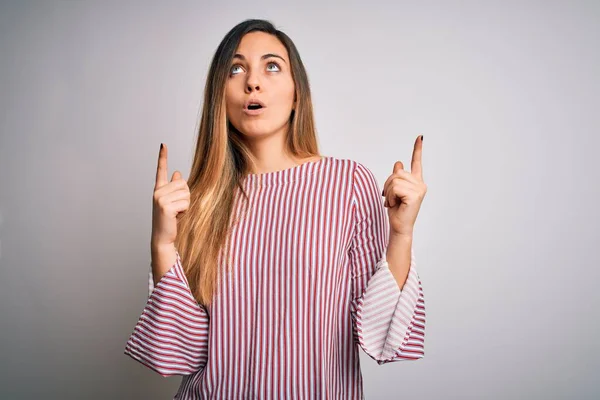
[[243, 156, 330, 187]]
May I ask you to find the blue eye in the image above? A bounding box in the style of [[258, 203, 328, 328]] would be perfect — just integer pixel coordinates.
[[229, 61, 281, 76], [266, 61, 281, 72], [230, 65, 243, 75]]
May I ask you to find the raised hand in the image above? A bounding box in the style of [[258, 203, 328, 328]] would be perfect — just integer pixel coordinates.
[[151, 143, 190, 247], [382, 135, 427, 237]]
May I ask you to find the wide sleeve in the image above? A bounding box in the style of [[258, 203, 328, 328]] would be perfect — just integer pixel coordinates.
[[123, 250, 210, 376], [348, 162, 426, 365]]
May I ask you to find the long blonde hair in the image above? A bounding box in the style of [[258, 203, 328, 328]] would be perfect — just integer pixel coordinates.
[[175, 19, 320, 307]]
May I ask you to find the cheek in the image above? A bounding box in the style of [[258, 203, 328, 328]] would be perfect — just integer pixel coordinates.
[[225, 87, 239, 120], [287, 83, 297, 106], [276, 81, 296, 108], [225, 86, 234, 108], [225, 103, 234, 123]]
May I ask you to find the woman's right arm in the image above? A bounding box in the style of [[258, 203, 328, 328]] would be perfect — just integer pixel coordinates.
[[124, 246, 210, 377], [124, 143, 208, 376]]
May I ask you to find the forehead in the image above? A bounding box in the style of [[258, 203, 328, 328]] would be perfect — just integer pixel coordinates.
[[235, 31, 289, 60]]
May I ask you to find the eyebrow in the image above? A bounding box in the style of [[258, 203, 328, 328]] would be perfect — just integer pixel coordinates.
[[232, 53, 287, 63]]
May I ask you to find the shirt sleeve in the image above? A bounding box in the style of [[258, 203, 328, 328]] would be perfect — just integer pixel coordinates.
[[124, 250, 210, 376], [349, 162, 426, 365]]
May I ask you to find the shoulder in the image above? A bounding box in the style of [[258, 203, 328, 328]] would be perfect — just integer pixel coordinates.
[[321, 156, 380, 197], [320, 156, 376, 181]]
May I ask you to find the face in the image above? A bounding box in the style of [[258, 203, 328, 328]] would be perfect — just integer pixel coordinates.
[[225, 31, 296, 140]]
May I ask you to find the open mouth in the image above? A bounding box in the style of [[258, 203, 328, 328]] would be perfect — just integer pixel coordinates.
[[247, 104, 263, 110]]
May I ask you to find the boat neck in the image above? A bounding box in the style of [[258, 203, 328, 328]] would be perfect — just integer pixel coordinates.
[[243, 156, 330, 186]]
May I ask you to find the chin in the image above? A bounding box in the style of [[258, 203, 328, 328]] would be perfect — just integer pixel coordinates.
[[238, 121, 288, 138], [240, 127, 276, 138]]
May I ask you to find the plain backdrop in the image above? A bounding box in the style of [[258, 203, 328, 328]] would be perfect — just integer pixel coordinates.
[[0, 1, 598, 399]]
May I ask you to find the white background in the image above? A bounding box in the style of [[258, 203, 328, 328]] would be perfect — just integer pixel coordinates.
[[0, 0, 598, 398]]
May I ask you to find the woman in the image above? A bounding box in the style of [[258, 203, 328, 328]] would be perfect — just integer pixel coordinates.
[[124, 18, 427, 399]]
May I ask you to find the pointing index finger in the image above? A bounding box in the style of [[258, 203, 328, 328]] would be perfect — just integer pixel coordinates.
[[155, 143, 168, 189], [411, 135, 423, 180]]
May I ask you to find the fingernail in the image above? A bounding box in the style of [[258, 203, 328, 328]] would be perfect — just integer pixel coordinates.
[[421, 135, 424, 142], [160, 143, 163, 150]]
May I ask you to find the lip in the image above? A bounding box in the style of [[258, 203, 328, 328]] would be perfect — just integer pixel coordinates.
[[244, 98, 266, 109], [243, 107, 266, 116], [243, 98, 267, 116]]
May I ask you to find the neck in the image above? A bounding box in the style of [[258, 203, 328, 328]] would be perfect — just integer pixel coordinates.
[[243, 126, 298, 174]]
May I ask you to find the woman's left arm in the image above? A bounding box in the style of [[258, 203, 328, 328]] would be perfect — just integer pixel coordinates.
[[350, 135, 427, 365]]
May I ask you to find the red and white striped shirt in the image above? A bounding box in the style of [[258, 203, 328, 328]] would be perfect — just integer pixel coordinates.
[[124, 156, 426, 399]]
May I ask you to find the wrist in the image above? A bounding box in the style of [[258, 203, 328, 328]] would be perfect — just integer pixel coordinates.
[[151, 240, 175, 252], [390, 230, 413, 241]]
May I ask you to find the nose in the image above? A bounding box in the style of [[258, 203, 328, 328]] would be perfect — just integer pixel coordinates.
[[245, 70, 261, 93], [246, 83, 259, 93]]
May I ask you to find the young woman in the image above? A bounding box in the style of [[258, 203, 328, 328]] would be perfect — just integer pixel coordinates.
[[124, 19, 427, 399]]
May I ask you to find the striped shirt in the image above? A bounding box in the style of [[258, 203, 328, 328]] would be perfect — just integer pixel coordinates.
[[124, 156, 426, 399]]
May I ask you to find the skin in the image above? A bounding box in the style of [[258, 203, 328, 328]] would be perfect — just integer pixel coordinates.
[[151, 143, 190, 285], [382, 135, 427, 290], [225, 31, 321, 173], [383, 135, 427, 237]]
